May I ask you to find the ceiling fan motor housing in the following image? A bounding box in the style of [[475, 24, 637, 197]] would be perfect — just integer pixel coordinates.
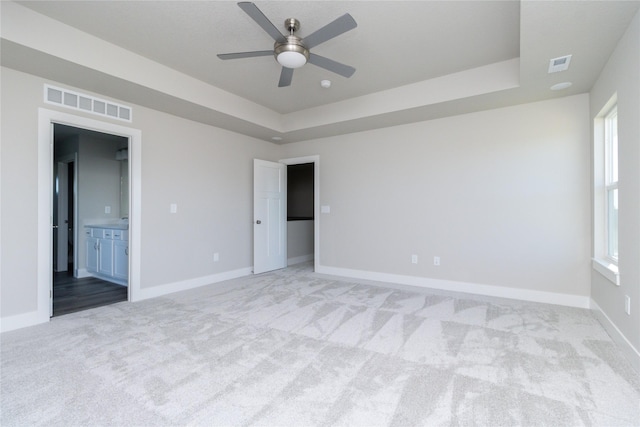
[[273, 36, 309, 68], [274, 18, 309, 68]]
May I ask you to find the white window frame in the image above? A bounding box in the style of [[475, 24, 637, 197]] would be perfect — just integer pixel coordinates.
[[604, 106, 618, 262], [592, 96, 619, 286]]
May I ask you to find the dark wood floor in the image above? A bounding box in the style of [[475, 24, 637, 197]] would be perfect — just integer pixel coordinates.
[[53, 270, 127, 317]]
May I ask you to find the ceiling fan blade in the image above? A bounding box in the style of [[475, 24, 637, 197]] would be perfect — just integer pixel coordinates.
[[238, 2, 286, 43], [278, 67, 294, 87], [308, 54, 355, 78], [303, 13, 357, 49], [217, 50, 273, 60]]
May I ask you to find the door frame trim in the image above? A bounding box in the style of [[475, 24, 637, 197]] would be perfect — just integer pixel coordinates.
[[280, 155, 320, 271], [38, 108, 142, 322]]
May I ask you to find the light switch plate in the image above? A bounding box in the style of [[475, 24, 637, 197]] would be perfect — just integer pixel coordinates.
[[625, 295, 631, 315], [321, 205, 331, 214], [170, 203, 177, 214]]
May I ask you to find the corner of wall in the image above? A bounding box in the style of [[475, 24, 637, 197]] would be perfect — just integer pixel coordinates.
[[591, 299, 640, 374]]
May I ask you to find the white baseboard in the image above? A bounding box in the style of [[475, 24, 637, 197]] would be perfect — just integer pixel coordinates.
[[134, 267, 253, 302], [288, 254, 314, 266], [2, 267, 253, 332], [1, 309, 49, 333], [591, 299, 640, 373], [315, 265, 591, 308], [76, 268, 91, 278]]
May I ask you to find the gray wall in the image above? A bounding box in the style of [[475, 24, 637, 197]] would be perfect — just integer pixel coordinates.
[[1, 67, 42, 316], [590, 10, 640, 353], [75, 134, 124, 271], [0, 66, 278, 318], [133, 106, 277, 288], [287, 220, 314, 263], [282, 95, 591, 298]]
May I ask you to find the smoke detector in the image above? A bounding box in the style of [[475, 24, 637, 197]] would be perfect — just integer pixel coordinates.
[[550, 82, 572, 91]]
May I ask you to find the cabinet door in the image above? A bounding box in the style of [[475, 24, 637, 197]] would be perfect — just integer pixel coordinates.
[[98, 238, 114, 276], [113, 240, 129, 281], [86, 237, 99, 273]]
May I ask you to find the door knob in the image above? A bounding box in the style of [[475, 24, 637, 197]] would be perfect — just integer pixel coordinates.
[[256, 220, 261, 224]]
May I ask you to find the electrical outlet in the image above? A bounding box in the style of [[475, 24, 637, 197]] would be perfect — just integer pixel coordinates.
[[411, 255, 418, 264], [625, 295, 631, 315], [213, 252, 220, 262], [104, 206, 111, 214], [434, 256, 440, 266]]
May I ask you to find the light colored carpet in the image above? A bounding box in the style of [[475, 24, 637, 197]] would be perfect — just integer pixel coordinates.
[[1, 262, 639, 426]]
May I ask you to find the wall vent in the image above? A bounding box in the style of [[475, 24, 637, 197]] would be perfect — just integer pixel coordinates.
[[44, 85, 132, 122], [548, 55, 572, 73]]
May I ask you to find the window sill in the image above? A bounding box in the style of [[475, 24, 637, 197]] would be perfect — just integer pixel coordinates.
[[592, 258, 620, 286]]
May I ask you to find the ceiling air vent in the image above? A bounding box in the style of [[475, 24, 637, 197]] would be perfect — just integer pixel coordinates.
[[44, 85, 132, 122], [548, 55, 572, 73]]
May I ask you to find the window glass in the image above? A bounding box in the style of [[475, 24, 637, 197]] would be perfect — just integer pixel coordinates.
[[607, 188, 618, 258]]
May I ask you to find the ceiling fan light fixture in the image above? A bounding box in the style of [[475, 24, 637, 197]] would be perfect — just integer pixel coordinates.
[[277, 51, 307, 68], [275, 35, 309, 69]]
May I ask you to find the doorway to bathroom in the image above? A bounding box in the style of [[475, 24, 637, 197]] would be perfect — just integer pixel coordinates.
[[52, 124, 129, 316]]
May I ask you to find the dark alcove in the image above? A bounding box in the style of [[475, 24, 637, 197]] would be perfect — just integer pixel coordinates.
[[287, 163, 314, 220]]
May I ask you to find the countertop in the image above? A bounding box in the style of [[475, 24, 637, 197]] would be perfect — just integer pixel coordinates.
[[85, 224, 129, 230]]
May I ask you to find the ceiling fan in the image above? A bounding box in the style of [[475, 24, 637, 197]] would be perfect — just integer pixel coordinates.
[[217, 2, 357, 87]]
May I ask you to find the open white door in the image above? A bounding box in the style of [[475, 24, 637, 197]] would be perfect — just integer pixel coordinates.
[[253, 159, 286, 274]]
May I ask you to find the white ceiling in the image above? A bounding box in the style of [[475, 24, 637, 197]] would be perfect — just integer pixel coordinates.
[[3, 1, 640, 142]]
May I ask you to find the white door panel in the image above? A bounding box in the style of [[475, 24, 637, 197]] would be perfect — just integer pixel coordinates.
[[254, 159, 286, 274]]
